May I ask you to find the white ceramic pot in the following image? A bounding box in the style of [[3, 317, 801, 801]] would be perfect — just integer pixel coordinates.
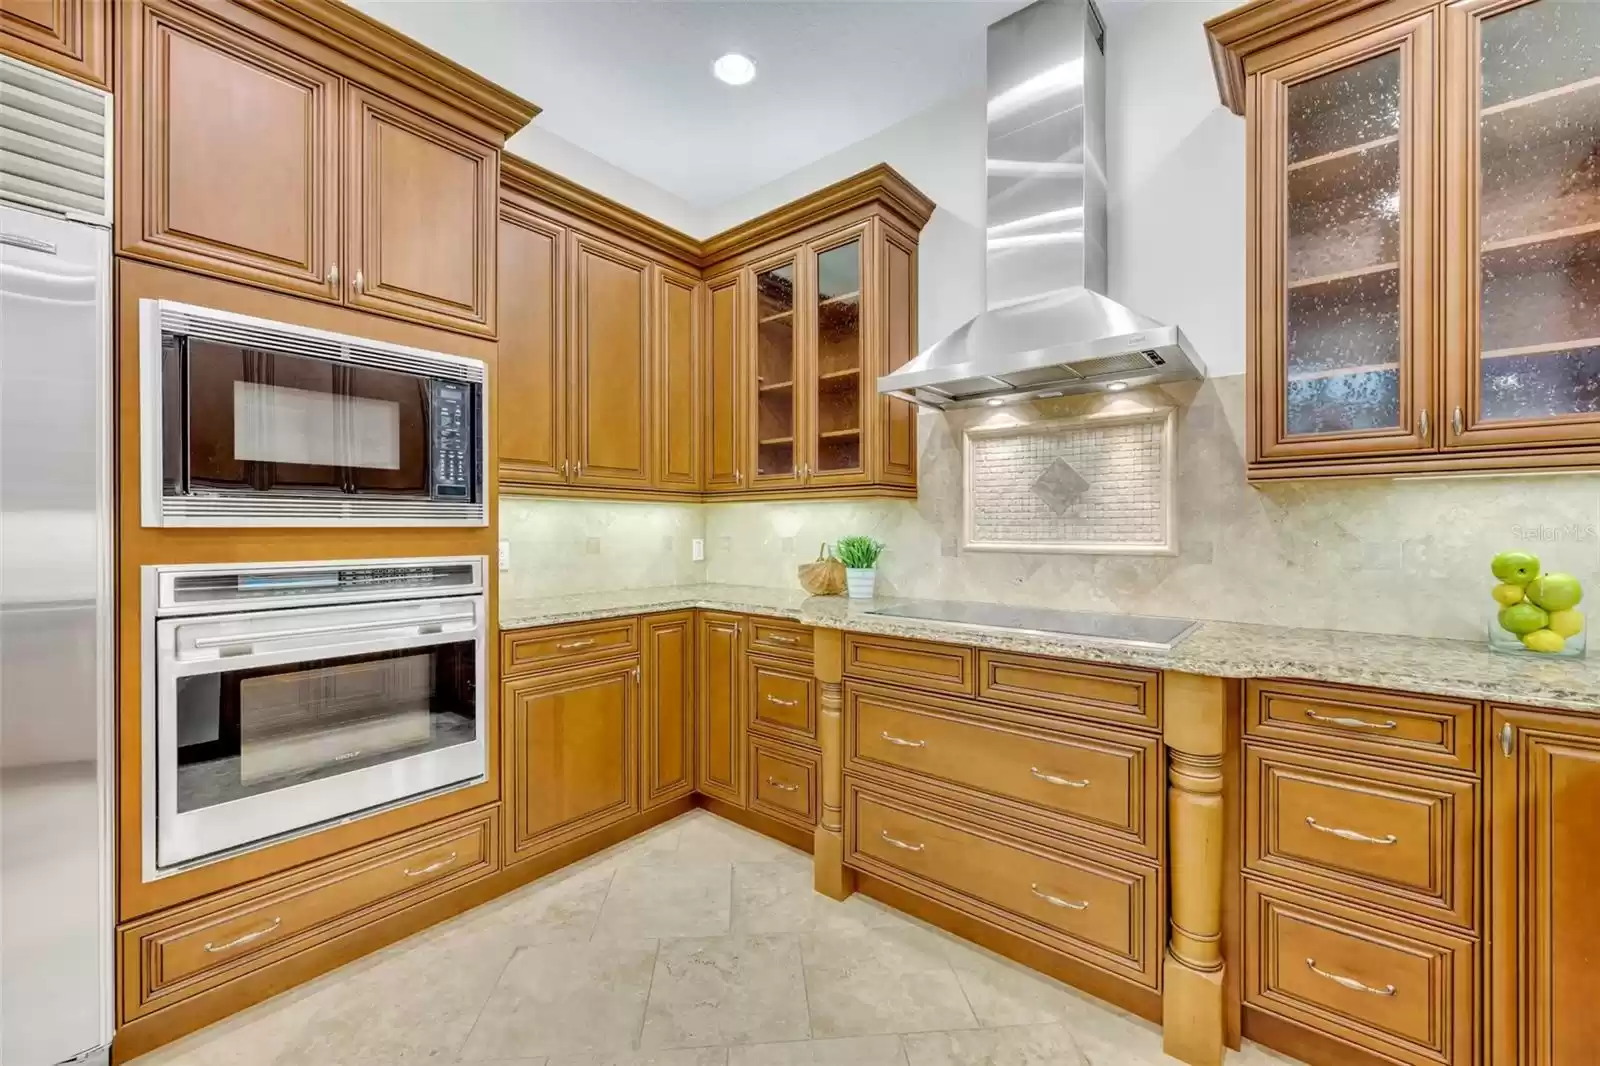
[[846, 568, 876, 599]]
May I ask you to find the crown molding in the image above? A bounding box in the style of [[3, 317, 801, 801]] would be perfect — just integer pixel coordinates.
[[500, 154, 703, 264]]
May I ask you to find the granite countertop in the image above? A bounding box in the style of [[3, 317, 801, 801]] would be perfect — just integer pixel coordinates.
[[500, 583, 1600, 714]]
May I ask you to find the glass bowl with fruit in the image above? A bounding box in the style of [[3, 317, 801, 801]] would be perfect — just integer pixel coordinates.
[[1489, 551, 1585, 658]]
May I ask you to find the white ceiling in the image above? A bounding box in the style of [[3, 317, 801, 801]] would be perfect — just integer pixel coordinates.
[[351, 1, 1031, 208]]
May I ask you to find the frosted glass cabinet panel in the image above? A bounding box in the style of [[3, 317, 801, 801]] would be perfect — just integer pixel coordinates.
[[1446, 0, 1600, 447], [1254, 12, 1436, 460]]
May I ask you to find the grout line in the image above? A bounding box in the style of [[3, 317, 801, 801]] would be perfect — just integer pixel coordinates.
[[634, 938, 665, 1051], [456, 941, 523, 1060], [587, 868, 620, 942]]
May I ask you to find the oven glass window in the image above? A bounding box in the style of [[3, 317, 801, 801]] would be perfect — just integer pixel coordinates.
[[172, 641, 476, 814], [167, 338, 432, 497]]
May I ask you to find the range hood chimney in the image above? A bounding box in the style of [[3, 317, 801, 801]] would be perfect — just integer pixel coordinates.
[[878, 0, 1205, 410]]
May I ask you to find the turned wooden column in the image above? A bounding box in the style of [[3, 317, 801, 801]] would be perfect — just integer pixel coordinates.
[[1162, 671, 1229, 1066], [812, 627, 855, 900]]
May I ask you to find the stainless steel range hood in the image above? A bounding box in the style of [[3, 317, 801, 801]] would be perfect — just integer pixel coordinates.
[[879, 0, 1205, 410]]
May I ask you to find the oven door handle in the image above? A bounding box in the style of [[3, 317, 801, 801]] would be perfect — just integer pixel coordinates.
[[190, 611, 478, 650]]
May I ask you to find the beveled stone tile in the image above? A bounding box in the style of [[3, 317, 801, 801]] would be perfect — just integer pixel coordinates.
[[727, 1035, 909, 1066], [800, 927, 977, 1038], [593, 860, 732, 940], [731, 862, 907, 935], [459, 939, 659, 1060], [639, 934, 810, 1048], [902, 1025, 1087, 1066]]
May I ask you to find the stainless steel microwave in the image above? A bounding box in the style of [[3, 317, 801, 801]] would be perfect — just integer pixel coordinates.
[[140, 300, 486, 527]]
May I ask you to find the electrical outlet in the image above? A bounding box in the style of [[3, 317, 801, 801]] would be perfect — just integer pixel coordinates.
[[691, 538, 705, 562], [497, 540, 511, 571]]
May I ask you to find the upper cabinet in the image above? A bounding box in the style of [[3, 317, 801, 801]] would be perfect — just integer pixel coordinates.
[[1, 0, 108, 88], [751, 250, 805, 490], [1210, 0, 1600, 478], [116, 0, 535, 338]]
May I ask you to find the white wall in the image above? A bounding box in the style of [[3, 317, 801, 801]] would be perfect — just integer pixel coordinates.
[[506, 125, 709, 237]]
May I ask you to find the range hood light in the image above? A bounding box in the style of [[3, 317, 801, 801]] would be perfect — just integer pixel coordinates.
[[985, 397, 1005, 406], [1106, 381, 1129, 392]]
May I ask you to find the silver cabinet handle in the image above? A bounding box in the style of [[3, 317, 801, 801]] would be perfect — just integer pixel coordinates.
[[766, 776, 799, 793], [1501, 722, 1515, 758], [766, 694, 800, 707], [204, 916, 282, 953], [1418, 408, 1429, 440], [353, 268, 364, 293], [558, 639, 595, 650], [766, 633, 799, 645], [191, 612, 476, 649], [1306, 958, 1395, 996], [1304, 709, 1395, 731], [1030, 767, 1089, 788], [879, 830, 924, 852], [403, 851, 458, 878], [328, 263, 340, 286], [1029, 884, 1088, 910], [880, 731, 926, 748], [1305, 817, 1396, 846], [1452, 406, 1465, 436]]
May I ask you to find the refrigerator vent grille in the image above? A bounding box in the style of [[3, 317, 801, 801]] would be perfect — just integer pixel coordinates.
[[0, 55, 110, 223]]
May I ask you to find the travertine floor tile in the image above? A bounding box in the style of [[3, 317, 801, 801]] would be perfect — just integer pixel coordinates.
[[675, 815, 810, 865], [548, 1049, 730, 1066], [799, 926, 978, 1038], [902, 1024, 1087, 1066], [594, 860, 733, 940], [727, 1035, 909, 1066], [639, 935, 810, 1048], [731, 862, 905, 935]]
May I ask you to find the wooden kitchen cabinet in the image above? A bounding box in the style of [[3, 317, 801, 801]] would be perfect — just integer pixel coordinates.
[[696, 611, 745, 806], [654, 267, 702, 490], [344, 86, 498, 334], [1489, 704, 1600, 1065], [642, 612, 696, 809], [806, 224, 873, 487], [750, 248, 806, 490], [1, 0, 108, 89], [497, 203, 569, 486], [1211, 0, 1600, 478], [703, 269, 747, 490], [571, 232, 653, 490], [503, 659, 640, 863]]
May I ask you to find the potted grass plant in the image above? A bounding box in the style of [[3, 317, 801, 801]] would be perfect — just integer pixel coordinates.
[[834, 535, 886, 599]]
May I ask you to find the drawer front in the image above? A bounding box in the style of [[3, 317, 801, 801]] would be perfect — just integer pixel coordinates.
[[1246, 747, 1477, 928], [844, 633, 974, 696], [749, 657, 817, 744], [979, 652, 1160, 731], [847, 784, 1159, 988], [749, 738, 819, 830], [847, 682, 1158, 857], [1247, 680, 1478, 773], [748, 619, 813, 662], [125, 809, 496, 1017], [1245, 881, 1475, 1066], [503, 618, 639, 676]]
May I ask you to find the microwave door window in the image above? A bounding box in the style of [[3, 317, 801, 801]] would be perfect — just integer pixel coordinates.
[[344, 367, 429, 496]]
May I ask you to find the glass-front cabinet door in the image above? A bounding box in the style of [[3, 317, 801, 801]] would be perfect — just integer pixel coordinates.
[[1445, 0, 1600, 447], [807, 225, 871, 486], [1254, 12, 1436, 460], [750, 252, 803, 487]]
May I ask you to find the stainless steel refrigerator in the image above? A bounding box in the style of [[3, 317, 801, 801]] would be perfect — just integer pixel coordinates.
[[0, 54, 115, 1066]]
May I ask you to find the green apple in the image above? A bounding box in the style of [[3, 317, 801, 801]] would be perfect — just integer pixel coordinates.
[[1491, 550, 1541, 585], [1492, 582, 1526, 606], [1526, 573, 1584, 612], [1549, 608, 1585, 639], [1522, 629, 1567, 654], [1500, 602, 1550, 635]]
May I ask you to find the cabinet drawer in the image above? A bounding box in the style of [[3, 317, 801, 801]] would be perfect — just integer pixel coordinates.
[[122, 809, 496, 1018], [1247, 680, 1478, 773], [1245, 881, 1475, 1066], [748, 656, 816, 744], [502, 617, 639, 676], [847, 783, 1160, 988], [1246, 747, 1477, 929], [748, 619, 813, 662], [979, 652, 1160, 731], [844, 633, 974, 696], [846, 682, 1159, 857], [749, 737, 819, 830]]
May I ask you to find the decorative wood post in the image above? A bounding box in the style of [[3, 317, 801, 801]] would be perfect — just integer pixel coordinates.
[[1162, 671, 1228, 1066], [812, 627, 855, 900]]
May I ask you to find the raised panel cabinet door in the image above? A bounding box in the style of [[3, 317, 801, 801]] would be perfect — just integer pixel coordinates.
[[654, 267, 701, 490], [750, 250, 806, 489], [703, 270, 746, 491], [876, 226, 919, 487], [806, 223, 873, 488], [1490, 705, 1600, 1065], [1252, 11, 1438, 462], [118, 0, 340, 300], [502, 661, 639, 863], [1443, 0, 1600, 449], [345, 85, 497, 335], [696, 612, 745, 806], [1, 0, 107, 88], [497, 205, 568, 486], [570, 232, 652, 488], [643, 612, 695, 808]]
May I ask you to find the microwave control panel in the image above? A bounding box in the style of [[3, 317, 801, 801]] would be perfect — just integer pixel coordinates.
[[428, 380, 475, 500]]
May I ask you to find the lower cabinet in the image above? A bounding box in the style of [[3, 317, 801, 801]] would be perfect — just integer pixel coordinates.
[[1489, 704, 1600, 1066], [642, 612, 696, 809], [503, 658, 639, 863], [748, 735, 819, 831], [696, 611, 745, 806]]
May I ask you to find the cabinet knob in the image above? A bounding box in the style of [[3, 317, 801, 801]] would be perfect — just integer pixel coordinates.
[[328, 263, 340, 286], [1452, 406, 1465, 436], [734, 469, 742, 484], [353, 269, 364, 294], [1418, 409, 1429, 440]]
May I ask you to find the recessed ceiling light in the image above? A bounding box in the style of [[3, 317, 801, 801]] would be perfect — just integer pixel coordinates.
[[985, 397, 1005, 407], [1106, 381, 1129, 392], [713, 53, 756, 86]]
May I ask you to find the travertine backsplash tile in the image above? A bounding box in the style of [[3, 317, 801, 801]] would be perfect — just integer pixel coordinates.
[[501, 375, 1599, 641]]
